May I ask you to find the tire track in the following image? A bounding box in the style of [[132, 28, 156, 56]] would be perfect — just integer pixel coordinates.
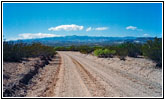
[[68, 55, 130, 97], [53, 52, 91, 97], [70, 57, 106, 97]]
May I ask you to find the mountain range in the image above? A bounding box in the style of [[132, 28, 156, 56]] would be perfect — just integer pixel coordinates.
[[13, 35, 157, 46]]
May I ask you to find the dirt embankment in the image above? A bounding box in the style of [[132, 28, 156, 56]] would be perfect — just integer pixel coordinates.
[[26, 54, 61, 97], [3, 56, 54, 97]]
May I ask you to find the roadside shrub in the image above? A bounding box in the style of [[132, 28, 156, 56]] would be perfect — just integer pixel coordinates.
[[126, 43, 142, 57], [94, 49, 104, 57], [114, 42, 142, 60], [79, 45, 94, 54], [94, 49, 116, 58], [142, 38, 162, 67], [118, 42, 142, 57], [3, 42, 56, 62], [115, 46, 128, 60], [3, 42, 27, 62], [103, 49, 116, 58]]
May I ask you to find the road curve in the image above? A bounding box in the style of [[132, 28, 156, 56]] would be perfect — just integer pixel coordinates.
[[53, 51, 162, 97]]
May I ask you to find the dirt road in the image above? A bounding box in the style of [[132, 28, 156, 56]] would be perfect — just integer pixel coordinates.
[[25, 51, 162, 97], [49, 51, 161, 97]]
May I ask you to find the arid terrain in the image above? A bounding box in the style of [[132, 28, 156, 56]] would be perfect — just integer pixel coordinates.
[[3, 51, 162, 97], [3, 2, 162, 98]]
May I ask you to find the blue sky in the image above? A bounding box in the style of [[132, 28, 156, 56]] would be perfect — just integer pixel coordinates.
[[3, 3, 162, 40]]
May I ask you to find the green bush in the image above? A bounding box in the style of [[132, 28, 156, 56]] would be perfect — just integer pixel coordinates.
[[117, 42, 142, 57], [115, 45, 128, 60], [94, 49, 116, 58], [114, 42, 142, 60], [103, 49, 116, 58], [142, 38, 162, 67], [126, 43, 142, 57], [94, 49, 104, 57]]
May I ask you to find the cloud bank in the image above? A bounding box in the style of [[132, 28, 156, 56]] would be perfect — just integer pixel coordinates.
[[18, 33, 61, 39], [48, 24, 84, 31], [126, 26, 137, 30]]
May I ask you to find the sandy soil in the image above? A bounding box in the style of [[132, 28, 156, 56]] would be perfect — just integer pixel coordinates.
[[52, 51, 162, 97], [3, 51, 162, 97], [3, 57, 42, 97], [3, 56, 53, 97]]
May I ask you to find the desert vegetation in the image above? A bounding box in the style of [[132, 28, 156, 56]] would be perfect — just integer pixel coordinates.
[[3, 41, 56, 62], [93, 49, 116, 58], [142, 38, 162, 67], [54, 38, 162, 67]]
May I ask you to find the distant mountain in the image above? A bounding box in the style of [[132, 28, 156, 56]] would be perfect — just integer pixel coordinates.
[[13, 35, 157, 46]]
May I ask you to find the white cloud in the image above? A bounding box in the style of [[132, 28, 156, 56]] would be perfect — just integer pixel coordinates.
[[143, 33, 150, 37], [18, 33, 61, 39], [86, 27, 92, 32], [86, 27, 108, 31], [95, 27, 108, 31], [48, 24, 84, 31], [126, 26, 137, 30]]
